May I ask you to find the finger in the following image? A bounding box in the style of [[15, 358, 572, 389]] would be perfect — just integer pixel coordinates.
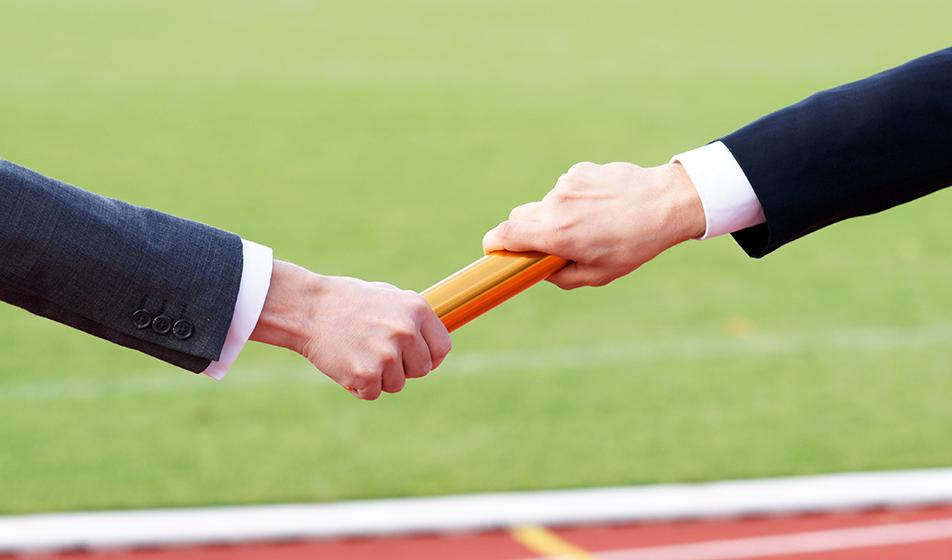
[[381, 351, 408, 393], [352, 371, 383, 400], [509, 201, 543, 222], [421, 311, 452, 370], [356, 382, 382, 400], [482, 220, 555, 254], [401, 332, 433, 379], [546, 262, 599, 290]]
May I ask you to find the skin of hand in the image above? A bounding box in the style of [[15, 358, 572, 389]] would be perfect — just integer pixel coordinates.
[[250, 260, 452, 400], [482, 161, 707, 290]]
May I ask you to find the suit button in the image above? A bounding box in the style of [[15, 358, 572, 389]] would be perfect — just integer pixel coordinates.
[[172, 319, 194, 340], [132, 309, 152, 330], [152, 314, 173, 335]]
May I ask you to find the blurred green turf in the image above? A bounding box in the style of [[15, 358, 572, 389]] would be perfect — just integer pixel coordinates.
[[1, 0, 951, 514]]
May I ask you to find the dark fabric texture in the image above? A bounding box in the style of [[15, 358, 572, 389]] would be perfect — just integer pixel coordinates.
[[721, 47, 952, 257], [0, 160, 243, 372]]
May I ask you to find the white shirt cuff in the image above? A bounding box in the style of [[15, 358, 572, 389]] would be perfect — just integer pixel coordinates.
[[203, 239, 273, 380], [671, 141, 765, 239]]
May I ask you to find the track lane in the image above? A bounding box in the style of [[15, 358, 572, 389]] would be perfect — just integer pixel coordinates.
[[9, 506, 952, 560]]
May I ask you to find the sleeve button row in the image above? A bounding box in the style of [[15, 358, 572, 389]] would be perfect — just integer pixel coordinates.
[[131, 309, 195, 340]]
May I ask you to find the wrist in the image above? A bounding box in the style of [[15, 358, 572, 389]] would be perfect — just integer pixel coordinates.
[[250, 260, 324, 355], [662, 162, 707, 242]]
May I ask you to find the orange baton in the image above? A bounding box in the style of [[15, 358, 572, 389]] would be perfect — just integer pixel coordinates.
[[421, 251, 568, 332]]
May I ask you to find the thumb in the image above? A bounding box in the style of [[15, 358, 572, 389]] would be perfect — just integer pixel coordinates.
[[546, 262, 600, 290], [482, 220, 554, 254]]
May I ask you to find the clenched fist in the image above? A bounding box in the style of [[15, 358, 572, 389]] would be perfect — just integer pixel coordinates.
[[483, 162, 706, 289], [251, 261, 452, 400]]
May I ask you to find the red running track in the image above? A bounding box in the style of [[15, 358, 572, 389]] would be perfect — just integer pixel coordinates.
[[8, 506, 952, 560]]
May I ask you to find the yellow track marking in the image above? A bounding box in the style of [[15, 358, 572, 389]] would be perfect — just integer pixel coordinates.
[[509, 524, 596, 559]]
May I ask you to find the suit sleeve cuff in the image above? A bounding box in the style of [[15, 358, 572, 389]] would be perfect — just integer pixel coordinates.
[[670, 141, 765, 239], [203, 239, 273, 380]]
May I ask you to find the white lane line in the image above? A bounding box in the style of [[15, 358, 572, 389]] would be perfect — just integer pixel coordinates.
[[4, 468, 952, 552], [2, 322, 952, 402], [594, 518, 952, 560]]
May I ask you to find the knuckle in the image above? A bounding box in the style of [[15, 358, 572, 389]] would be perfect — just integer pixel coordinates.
[[409, 296, 432, 318], [605, 161, 636, 173], [352, 359, 383, 379], [377, 348, 400, 366], [551, 188, 574, 203], [559, 173, 583, 187], [348, 360, 374, 380], [389, 319, 417, 340], [568, 161, 597, 174], [554, 176, 589, 197], [356, 368, 381, 383], [564, 176, 587, 191]]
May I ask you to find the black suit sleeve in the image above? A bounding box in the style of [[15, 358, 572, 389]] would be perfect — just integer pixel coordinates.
[[721, 47, 952, 258], [0, 160, 243, 373]]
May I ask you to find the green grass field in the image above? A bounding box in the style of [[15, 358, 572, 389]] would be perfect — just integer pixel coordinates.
[[1, 0, 951, 514]]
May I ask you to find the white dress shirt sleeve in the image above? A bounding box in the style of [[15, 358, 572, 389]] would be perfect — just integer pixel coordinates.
[[203, 239, 273, 380], [671, 141, 766, 239]]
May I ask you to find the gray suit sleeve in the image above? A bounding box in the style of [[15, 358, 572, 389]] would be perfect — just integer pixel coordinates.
[[0, 159, 244, 373]]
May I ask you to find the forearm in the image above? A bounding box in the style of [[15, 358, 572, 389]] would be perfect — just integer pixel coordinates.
[[723, 47, 952, 257], [0, 160, 452, 394], [0, 159, 242, 372]]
